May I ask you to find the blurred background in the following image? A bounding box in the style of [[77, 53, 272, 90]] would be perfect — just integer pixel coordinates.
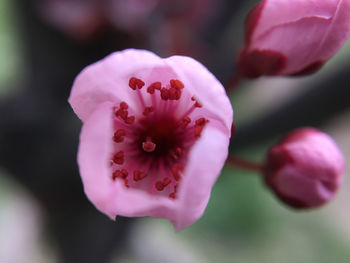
[[0, 0, 350, 262]]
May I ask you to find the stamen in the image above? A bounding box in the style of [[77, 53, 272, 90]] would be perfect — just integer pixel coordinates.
[[155, 181, 165, 191], [171, 147, 183, 160], [125, 116, 135, 124], [168, 87, 181, 100], [143, 106, 154, 116], [120, 102, 128, 109], [147, 82, 161, 94], [129, 77, 145, 90], [155, 177, 171, 191], [191, 96, 202, 108], [115, 108, 128, 119], [179, 116, 191, 129], [142, 137, 156, 153], [160, 88, 170, 100], [133, 170, 147, 181], [171, 164, 184, 181], [113, 129, 126, 143], [113, 151, 124, 165], [163, 177, 171, 186], [170, 79, 184, 90], [111, 77, 207, 199], [194, 118, 209, 138], [112, 169, 128, 180]]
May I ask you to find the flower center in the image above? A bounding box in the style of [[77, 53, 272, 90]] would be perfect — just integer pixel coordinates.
[[110, 77, 208, 199]]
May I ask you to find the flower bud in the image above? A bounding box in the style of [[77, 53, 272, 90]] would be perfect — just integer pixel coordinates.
[[238, 0, 350, 78], [264, 128, 345, 209]]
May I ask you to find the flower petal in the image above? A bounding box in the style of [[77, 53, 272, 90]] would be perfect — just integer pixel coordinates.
[[245, 0, 350, 75], [78, 101, 178, 220], [77, 102, 116, 218], [253, 0, 342, 41], [69, 49, 165, 122], [172, 126, 230, 231], [165, 55, 233, 135], [252, 16, 331, 74]]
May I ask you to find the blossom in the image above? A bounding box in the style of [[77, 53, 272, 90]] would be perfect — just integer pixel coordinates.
[[68, 49, 233, 231], [264, 128, 345, 209], [238, 0, 350, 78]]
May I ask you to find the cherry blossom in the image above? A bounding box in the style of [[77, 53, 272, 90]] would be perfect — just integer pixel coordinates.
[[69, 49, 233, 230]]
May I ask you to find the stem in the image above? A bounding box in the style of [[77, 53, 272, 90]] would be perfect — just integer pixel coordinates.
[[226, 155, 265, 173], [225, 72, 242, 94]]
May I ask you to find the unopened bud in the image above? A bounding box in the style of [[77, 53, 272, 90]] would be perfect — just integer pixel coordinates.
[[264, 128, 345, 209]]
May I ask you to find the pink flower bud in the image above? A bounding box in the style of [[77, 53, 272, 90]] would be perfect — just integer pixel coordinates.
[[238, 0, 350, 78], [264, 128, 345, 209]]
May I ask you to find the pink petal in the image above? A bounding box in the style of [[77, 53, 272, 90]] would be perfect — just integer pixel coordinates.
[[252, 16, 331, 74], [283, 129, 345, 182], [247, 0, 350, 75], [78, 101, 231, 228], [165, 55, 233, 134], [253, 0, 341, 41], [173, 126, 230, 231], [69, 49, 165, 122], [77, 102, 116, 218], [274, 165, 334, 207], [78, 101, 178, 220]]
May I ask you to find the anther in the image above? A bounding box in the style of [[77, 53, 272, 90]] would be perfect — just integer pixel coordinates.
[[191, 96, 202, 108], [171, 147, 182, 161], [195, 118, 207, 126], [194, 118, 209, 138], [171, 164, 184, 181], [112, 170, 122, 180], [121, 169, 128, 178], [115, 108, 128, 119], [180, 116, 191, 129], [163, 177, 171, 186], [147, 82, 161, 94], [113, 151, 124, 165], [133, 170, 147, 181], [129, 77, 145, 90], [160, 88, 170, 100], [143, 106, 154, 116], [125, 116, 135, 124], [113, 129, 126, 143], [169, 87, 181, 100], [155, 181, 165, 191], [120, 102, 128, 109], [169, 193, 176, 199], [112, 169, 128, 180], [142, 137, 156, 153], [170, 79, 184, 90]]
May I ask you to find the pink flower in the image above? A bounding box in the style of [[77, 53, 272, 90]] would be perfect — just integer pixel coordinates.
[[264, 128, 345, 209], [68, 49, 233, 231], [238, 0, 350, 77]]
